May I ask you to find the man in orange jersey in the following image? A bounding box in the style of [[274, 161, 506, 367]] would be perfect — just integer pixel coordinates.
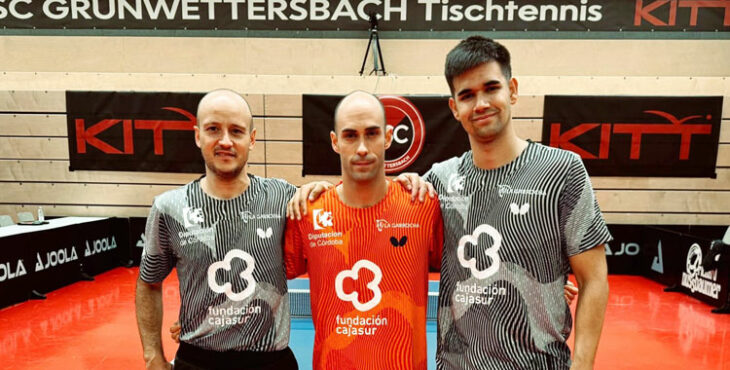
[[284, 90, 444, 370]]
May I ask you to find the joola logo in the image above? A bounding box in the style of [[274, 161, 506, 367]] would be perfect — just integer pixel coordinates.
[[84, 236, 117, 257], [605, 242, 640, 256], [0, 259, 27, 282], [36, 247, 79, 272]]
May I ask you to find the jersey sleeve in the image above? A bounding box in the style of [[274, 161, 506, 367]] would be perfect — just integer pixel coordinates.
[[284, 217, 307, 279], [429, 199, 445, 271], [559, 154, 613, 256], [139, 198, 176, 283]]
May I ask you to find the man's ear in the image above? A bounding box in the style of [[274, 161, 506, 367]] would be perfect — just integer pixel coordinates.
[[509, 77, 518, 105], [384, 125, 393, 150], [194, 125, 202, 148], [249, 127, 257, 150], [448, 97, 459, 120], [330, 131, 340, 154]]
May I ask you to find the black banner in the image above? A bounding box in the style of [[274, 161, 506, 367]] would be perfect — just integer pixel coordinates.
[[1, 1, 729, 33], [543, 96, 722, 177], [66, 91, 205, 173], [303, 94, 469, 176]]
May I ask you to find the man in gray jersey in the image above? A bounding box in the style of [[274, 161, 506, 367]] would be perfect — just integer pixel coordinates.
[[429, 36, 611, 370], [135, 89, 299, 370]]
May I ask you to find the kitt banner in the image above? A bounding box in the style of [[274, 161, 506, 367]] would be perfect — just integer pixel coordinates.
[[543, 95, 723, 177], [1, 0, 729, 32], [66, 91, 205, 173], [303, 94, 469, 176]]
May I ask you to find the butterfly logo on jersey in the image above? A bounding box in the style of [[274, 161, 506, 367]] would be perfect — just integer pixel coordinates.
[[183, 207, 204, 228], [335, 260, 383, 312], [458, 224, 502, 280], [256, 227, 273, 239], [207, 249, 257, 302], [390, 236, 407, 247], [447, 174, 465, 194], [509, 202, 530, 215], [312, 209, 333, 230]]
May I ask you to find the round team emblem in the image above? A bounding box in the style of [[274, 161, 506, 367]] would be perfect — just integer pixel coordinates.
[[379, 95, 426, 173]]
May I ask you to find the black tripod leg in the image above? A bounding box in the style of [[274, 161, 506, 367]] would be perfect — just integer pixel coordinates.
[[359, 33, 374, 76], [374, 32, 386, 75]]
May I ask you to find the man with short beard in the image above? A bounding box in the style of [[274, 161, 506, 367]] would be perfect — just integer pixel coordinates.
[[135, 89, 298, 370]]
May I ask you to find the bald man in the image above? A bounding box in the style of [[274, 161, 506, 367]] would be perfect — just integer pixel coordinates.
[[284, 91, 444, 370], [135, 89, 298, 370]]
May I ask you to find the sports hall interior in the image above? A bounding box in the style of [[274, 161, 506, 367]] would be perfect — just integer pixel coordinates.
[[1, 21, 729, 370]]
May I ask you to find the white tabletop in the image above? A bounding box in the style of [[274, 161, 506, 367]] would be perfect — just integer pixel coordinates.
[[0, 217, 109, 238]]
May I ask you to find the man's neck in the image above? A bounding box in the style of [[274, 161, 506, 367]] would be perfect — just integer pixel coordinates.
[[471, 130, 529, 170], [200, 171, 250, 200], [337, 175, 389, 208]]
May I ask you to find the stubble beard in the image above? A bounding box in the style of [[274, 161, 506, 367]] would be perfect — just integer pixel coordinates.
[[205, 157, 246, 181]]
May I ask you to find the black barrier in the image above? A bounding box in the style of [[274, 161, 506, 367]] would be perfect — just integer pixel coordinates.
[[606, 224, 730, 309], [0, 218, 129, 309], [127, 217, 148, 267]]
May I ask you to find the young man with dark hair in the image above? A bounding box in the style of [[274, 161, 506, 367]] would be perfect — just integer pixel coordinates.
[[430, 35, 611, 370]]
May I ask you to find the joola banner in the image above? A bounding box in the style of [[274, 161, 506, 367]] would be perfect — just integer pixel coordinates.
[[303, 94, 469, 176], [1, 0, 729, 33], [66, 91, 205, 173], [543, 96, 723, 177]]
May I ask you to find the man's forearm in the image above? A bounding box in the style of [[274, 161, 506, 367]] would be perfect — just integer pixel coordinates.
[[572, 277, 609, 368], [135, 278, 167, 366]]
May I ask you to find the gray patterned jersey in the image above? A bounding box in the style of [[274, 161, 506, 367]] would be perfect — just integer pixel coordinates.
[[139, 175, 296, 352], [426, 142, 612, 370]]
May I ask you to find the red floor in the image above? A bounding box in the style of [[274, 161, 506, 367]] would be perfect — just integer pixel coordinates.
[[1, 268, 728, 369]]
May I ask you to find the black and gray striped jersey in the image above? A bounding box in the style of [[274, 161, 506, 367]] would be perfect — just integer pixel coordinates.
[[426, 142, 612, 370], [139, 175, 296, 352]]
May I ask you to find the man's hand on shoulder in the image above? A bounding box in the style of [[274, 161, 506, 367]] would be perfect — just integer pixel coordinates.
[[170, 321, 180, 343], [287, 181, 334, 220], [394, 172, 436, 202]]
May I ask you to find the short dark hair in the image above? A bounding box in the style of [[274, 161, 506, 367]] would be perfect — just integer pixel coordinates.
[[444, 36, 512, 95]]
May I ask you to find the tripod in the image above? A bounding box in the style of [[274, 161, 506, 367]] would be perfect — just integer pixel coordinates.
[[359, 14, 386, 76]]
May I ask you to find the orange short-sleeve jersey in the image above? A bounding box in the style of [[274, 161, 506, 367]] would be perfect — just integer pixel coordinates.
[[285, 183, 443, 370]]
